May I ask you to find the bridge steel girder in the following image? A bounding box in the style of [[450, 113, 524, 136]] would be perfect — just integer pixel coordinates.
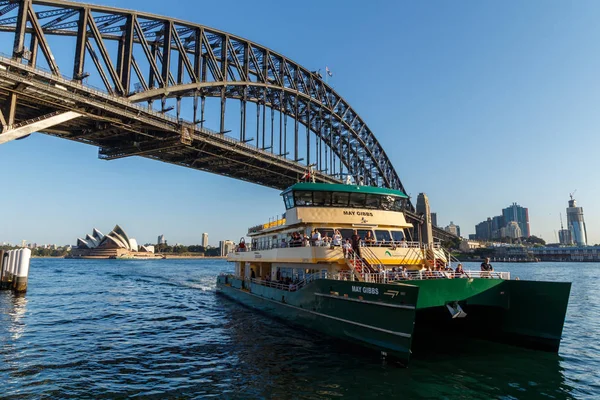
[[0, 110, 82, 143], [0, 0, 410, 206]]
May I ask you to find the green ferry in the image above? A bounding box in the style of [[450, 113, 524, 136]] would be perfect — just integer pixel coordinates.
[[216, 182, 571, 365]]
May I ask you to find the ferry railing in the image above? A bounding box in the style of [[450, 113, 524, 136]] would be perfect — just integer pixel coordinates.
[[330, 269, 510, 284], [245, 239, 432, 252], [249, 271, 327, 292]]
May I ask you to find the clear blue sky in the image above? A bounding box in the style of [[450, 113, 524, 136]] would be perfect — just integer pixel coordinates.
[[1, 0, 600, 246]]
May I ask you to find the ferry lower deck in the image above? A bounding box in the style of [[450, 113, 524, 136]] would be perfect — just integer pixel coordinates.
[[216, 270, 571, 365]]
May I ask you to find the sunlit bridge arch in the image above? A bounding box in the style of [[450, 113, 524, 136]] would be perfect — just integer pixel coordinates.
[[0, 0, 408, 195]]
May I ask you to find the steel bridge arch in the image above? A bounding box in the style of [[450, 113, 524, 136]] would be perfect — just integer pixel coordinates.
[[0, 0, 406, 196]]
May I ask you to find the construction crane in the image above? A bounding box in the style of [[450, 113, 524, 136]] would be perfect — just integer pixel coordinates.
[[570, 189, 577, 200]]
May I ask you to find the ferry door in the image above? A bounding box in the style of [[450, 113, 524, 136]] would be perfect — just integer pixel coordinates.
[[245, 264, 252, 279]]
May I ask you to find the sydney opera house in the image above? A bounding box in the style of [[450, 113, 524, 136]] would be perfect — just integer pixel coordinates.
[[70, 225, 160, 259]]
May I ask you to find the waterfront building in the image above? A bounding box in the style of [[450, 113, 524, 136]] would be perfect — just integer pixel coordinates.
[[73, 226, 159, 259], [431, 213, 437, 228], [202, 233, 209, 248], [532, 245, 599, 262], [566, 195, 587, 246], [157, 234, 166, 245], [459, 240, 484, 252], [219, 240, 235, 256], [502, 203, 530, 238]]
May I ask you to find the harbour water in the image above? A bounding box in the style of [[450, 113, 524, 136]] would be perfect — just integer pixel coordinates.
[[0, 259, 598, 399]]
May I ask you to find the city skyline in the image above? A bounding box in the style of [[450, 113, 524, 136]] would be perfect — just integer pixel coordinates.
[[1, 0, 600, 244]]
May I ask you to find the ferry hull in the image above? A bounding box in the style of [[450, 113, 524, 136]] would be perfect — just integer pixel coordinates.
[[216, 276, 418, 364], [217, 276, 571, 365]]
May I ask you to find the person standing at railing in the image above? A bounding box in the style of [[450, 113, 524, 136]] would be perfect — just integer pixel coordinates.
[[480, 257, 493, 278], [455, 263, 466, 278], [343, 239, 351, 258], [333, 230, 342, 246], [364, 231, 375, 246], [351, 229, 362, 258], [311, 229, 322, 246]]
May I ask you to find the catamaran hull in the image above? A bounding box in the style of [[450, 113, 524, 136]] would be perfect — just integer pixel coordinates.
[[216, 276, 417, 364], [216, 276, 571, 365]]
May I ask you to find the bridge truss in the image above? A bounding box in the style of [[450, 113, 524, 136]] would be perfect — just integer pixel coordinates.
[[0, 0, 459, 241], [0, 0, 406, 192]]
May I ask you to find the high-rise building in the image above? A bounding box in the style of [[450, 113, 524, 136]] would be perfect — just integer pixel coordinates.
[[490, 215, 505, 239], [475, 218, 491, 241], [502, 203, 530, 238], [430, 213, 438, 228], [157, 234, 166, 245], [219, 240, 235, 256], [202, 233, 209, 248], [444, 221, 460, 237], [567, 194, 587, 246], [558, 229, 572, 245]]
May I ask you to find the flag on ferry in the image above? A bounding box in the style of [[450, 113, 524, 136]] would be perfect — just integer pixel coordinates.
[[326, 66, 333, 77]]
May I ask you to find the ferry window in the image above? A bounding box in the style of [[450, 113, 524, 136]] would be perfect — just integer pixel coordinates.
[[391, 230, 405, 242], [349, 193, 367, 207], [375, 230, 392, 242], [332, 192, 349, 207], [380, 195, 395, 211], [316, 228, 334, 238], [392, 198, 405, 211], [339, 229, 354, 240], [294, 191, 313, 206], [357, 229, 371, 239], [365, 194, 380, 209], [283, 193, 294, 209], [313, 191, 332, 206]]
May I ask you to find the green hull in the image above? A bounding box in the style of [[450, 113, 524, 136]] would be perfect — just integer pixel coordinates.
[[216, 276, 571, 365]]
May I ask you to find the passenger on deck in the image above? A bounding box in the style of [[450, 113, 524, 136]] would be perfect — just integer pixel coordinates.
[[333, 230, 342, 246], [455, 263, 466, 278], [343, 239, 351, 258], [303, 234, 310, 247], [480, 257, 493, 277], [402, 267, 409, 280], [251, 269, 256, 279], [238, 238, 246, 252], [311, 229, 322, 246], [364, 231, 376, 246], [351, 229, 362, 258], [322, 232, 332, 246], [400, 238, 408, 248], [280, 239, 287, 248]]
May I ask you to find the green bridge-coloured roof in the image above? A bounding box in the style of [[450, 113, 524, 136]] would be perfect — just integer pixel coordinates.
[[281, 182, 408, 198]]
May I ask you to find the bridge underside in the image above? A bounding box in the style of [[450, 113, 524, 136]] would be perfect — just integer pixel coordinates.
[[0, 58, 338, 189]]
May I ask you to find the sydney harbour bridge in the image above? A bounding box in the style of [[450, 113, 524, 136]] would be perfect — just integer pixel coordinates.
[[0, 0, 455, 241]]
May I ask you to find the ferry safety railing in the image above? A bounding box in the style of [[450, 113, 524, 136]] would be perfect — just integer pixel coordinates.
[[248, 239, 428, 252], [249, 271, 327, 292], [329, 269, 510, 284]]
